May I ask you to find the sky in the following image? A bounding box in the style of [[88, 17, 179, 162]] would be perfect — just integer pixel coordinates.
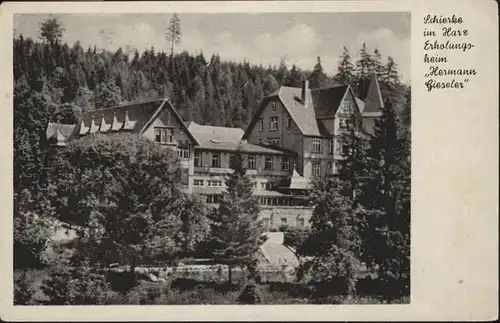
[[14, 12, 411, 82]]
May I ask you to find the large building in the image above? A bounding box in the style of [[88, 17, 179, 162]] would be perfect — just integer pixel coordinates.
[[46, 74, 384, 230]]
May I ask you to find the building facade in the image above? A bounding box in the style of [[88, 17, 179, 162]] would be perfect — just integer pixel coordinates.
[[46, 74, 383, 230]]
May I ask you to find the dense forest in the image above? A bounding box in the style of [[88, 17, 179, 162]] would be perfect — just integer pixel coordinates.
[[13, 17, 410, 130]]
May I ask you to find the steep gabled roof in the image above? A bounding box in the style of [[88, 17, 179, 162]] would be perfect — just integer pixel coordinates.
[[78, 98, 199, 145], [310, 85, 349, 119], [277, 86, 328, 137]]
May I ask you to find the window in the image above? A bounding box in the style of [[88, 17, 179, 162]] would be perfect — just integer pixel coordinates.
[[272, 102, 277, 111], [281, 157, 290, 171], [281, 218, 288, 225], [208, 180, 222, 187], [342, 100, 351, 113], [270, 116, 279, 131], [258, 118, 264, 132], [265, 156, 273, 170], [339, 119, 347, 129], [248, 155, 256, 169], [265, 183, 273, 190], [253, 182, 257, 189], [194, 151, 202, 167], [312, 161, 321, 177], [211, 152, 220, 168], [286, 117, 292, 129], [297, 218, 305, 227], [154, 127, 174, 144], [194, 179, 204, 186], [312, 138, 322, 153], [206, 195, 215, 203], [176, 148, 189, 159], [329, 138, 334, 154], [268, 138, 280, 146], [261, 183, 266, 189]]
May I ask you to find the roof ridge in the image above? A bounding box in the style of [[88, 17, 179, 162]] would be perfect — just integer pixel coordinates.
[[90, 98, 167, 113]]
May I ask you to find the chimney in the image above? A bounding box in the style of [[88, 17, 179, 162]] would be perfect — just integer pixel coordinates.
[[301, 80, 311, 107]]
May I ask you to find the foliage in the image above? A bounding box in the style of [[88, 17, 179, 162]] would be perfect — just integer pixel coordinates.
[[14, 189, 55, 269], [298, 177, 364, 297], [176, 194, 211, 257], [209, 148, 266, 283], [39, 16, 64, 45], [308, 56, 328, 89], [48, 133, 208, 272], [281, 225, 311, 251], [333, 46, 355, 86], [14, 270, 36, 305], [40, 258, 114, 305], [13, 31, 409, 129], [361, 99, 410, 301]]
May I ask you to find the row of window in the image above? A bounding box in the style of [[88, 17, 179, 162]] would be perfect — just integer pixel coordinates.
[[194, 179, 223, 187], [258, 115, 293, 132], [194, 151, 291, 171], [312, 161, 335, 177], [203, 194, 309, 208], [154, 127, 174, 144]]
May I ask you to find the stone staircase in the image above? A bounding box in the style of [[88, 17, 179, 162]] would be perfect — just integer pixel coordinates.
[[259, 232, 299, 267]]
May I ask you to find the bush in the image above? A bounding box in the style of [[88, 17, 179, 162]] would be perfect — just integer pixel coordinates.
[[14, 270, 35, 305], [41, 260, 114, 305], [283, 227, 310, 250], [237, 283, 263, 304]]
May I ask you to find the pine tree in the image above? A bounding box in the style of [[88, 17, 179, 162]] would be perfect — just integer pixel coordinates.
[[166, 13, 182, 58], [380, 56, 404, 110], [309, 56, 328, 89], [354, 43, 375, 97], [210, 147, 265, 284], [285, 64, 303, 87], [336, 108, 369, 205], [361, 99, 410, 302], [333, 46, 355, 86], [355, 43, 372, 82]]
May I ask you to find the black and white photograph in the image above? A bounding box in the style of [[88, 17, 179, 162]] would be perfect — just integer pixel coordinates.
[[11, 10, 412, 306]]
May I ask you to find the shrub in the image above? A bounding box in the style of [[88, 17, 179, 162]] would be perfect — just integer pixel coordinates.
[[14, 270, 35, 305], [282, 227, 310, 250], [41, 260, 114, 305], [237, 283, 263, 304]]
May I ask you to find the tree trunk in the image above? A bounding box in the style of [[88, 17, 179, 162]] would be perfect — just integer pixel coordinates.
[[228, 265, 232, 285]]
